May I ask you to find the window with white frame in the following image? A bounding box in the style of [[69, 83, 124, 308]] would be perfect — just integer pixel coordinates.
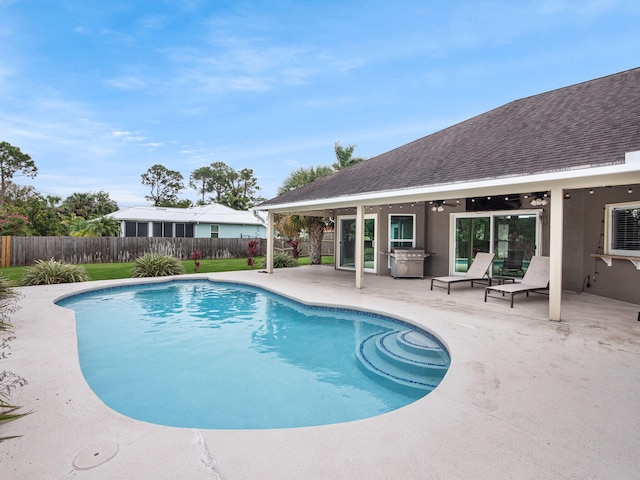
[[606, 202, 640, 256], [389, 214, 415, 249], [210, 224, 219, 238]]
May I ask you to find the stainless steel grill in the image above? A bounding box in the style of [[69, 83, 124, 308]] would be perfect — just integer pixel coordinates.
[[387, 249, 432, 279]]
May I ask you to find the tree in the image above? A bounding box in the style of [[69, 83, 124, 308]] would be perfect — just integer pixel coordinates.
[[157, 198, 193, 208], [0, 141, 37, 208], [65, 215, 90, 236], [279, 165, 334, 194], [191, 162, 264, 210], [61, 191, 118, 219], [208, 161, 235, 203], [332, 142, 365, 171], [84, 216, 121, 237], [141, 164, 184, 206], [189, 166, 215, 205], [0, 210, 31, 236], [219, 167, 264, 210], [277, 165, 334, 265], [2, 181, 64, 236]]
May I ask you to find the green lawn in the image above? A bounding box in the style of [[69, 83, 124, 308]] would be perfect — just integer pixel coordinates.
[[0, 256, 334, 285]]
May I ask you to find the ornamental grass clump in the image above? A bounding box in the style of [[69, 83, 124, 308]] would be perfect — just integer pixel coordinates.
[[131, 253, 185, 278], [265, 250, 296, 268], [0, 273, 29, 442], [22, 259, 89, 286]]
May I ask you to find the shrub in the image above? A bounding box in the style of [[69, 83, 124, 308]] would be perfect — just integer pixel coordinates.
[[22, 259, 89, 286], [285, 239, 301, 261], [264, 251, 296, 269], [131, 253, 185, 278], [191, 250, 202, 273], [0, 273, 28, 441], [246, 240, 261, 269]]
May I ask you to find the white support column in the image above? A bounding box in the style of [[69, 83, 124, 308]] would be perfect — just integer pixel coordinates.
[[549, 187, 564, 321], [266, 211, 274, 274], [355, 205, 365, 289]]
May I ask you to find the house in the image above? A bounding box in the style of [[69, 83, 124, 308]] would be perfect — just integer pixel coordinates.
[[258, 67, 640, 321], [109, 204, 267, 239]]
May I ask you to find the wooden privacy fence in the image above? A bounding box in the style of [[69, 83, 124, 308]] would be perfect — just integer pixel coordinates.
[[0, 236, 269, 267], [0, 236, 335, 267]]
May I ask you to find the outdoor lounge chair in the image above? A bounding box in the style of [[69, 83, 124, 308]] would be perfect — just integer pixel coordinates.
[[430, 252, 495, 294], [484, 255, 550, 308]]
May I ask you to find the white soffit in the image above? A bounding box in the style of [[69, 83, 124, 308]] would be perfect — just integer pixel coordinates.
[[261, 152, 640, 213]]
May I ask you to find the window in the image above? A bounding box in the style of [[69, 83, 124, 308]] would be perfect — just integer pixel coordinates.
[[211, 225, 219, 238], [124, 221, 137, 237], [606, 202, 640, 256], [174, 223, 194, 238], [389, 215, 415, 249], [137, 222, 148, 237], [124, 221, 149, 237]]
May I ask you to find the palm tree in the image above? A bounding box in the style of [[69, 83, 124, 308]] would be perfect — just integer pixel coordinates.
[[332, 142, 365, 170], [189, 166, 214, 205], [277, 165, 334, 265], [84, 216, 121, 237], [64, 215, 89, 236]]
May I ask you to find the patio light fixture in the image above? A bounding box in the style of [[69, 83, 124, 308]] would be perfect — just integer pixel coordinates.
[[529, 192, 549, 206], [430, 200, 446, 212]]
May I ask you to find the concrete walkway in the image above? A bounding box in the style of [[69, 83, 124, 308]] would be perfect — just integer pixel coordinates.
[[2, 266, 639, 479]]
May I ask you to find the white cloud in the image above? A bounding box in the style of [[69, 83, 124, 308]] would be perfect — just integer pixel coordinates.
[[104, 75, 146, 90], [139, 14, 166, 31]]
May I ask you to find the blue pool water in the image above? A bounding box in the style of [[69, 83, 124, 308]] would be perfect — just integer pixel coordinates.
[[58, 280, 450, 429]]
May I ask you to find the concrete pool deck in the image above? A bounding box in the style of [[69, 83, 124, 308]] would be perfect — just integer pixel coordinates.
[[2, 265, 639, 479]]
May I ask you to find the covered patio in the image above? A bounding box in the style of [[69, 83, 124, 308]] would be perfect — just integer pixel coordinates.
[[3, 267, 640, 479], [259, 68, 640, 321]]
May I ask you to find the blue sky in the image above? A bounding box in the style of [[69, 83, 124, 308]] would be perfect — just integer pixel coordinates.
[[1, 1, 639, 208]]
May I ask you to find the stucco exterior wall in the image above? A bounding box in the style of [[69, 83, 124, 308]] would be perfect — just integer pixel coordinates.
[[195, 223, 266, 239], [336, 190, 638, 305], [580, 186, 640, 304], [219, 224, 266, 239], [374, 204, 427, 277]]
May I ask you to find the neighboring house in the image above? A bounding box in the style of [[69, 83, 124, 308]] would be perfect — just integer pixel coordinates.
[[258, 67, 640, 320], [109, 204, 267, 239]]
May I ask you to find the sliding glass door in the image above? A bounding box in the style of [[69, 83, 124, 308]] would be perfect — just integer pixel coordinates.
[[337, 215, 377, 273], [452, 211, 541, 277], [492, 214, 538, 276], [454, 216, 491, 273]]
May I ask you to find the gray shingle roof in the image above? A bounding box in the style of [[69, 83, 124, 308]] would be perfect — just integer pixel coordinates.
[[261, 67, 640, 207]]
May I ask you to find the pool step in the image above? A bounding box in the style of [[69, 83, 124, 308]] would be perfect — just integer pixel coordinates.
[[356, 330, 449, 392]]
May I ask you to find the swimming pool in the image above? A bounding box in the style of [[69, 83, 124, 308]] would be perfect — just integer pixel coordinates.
[[58, 280, 450, 429]]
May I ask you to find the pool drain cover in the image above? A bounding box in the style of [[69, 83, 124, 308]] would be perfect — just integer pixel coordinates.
[[73, 442, 118, 470]]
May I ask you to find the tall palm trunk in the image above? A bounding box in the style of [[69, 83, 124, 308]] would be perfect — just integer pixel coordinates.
[[307, 221, 325, 265]]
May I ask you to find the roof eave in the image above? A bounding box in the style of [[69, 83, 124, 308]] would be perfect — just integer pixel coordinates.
[[258, 152, 640, 213]]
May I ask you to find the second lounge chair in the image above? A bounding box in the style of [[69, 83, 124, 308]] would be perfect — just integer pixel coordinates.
[[484, 255, 550, 308]]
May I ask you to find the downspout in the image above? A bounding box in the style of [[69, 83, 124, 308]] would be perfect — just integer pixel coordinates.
[[251, 209, 267, 226]]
